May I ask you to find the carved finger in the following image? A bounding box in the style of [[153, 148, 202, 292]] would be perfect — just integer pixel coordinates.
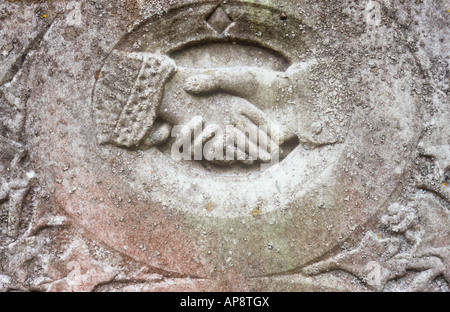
[[184, 67, 261, 97], [184, 74, 219, 94], [235, 114, 283, 157], [225, 143, 248, 164], [173, 116, 203, 157], [142, 121, 172, 148], [240, 106, 285, 144], [192, 123, 223, 161], [203, 140, 225, 163], [230, 127, 272, 164], [186, 116, 204, 158]]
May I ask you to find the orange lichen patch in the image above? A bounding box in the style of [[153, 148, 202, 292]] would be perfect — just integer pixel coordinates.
[[95, 71, 104, 79], [251, 207, 262, 217]]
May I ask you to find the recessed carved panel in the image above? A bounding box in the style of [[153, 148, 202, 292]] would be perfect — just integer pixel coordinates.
[[87, 1, 420, 279]]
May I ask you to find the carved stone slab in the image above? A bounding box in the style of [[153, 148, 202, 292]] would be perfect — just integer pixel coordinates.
[[0, 0, 448, 292]]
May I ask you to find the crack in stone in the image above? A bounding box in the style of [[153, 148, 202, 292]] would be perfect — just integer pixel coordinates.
[[0, 20, 55, 86]]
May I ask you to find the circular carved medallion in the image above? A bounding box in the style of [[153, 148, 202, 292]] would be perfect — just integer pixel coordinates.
[[85, 1, 419, 277]]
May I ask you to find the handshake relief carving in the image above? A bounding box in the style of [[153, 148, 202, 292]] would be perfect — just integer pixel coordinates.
[[94, 51, 325, 167]]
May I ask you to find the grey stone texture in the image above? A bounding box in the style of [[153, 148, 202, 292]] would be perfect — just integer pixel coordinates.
[[0, 0, 448, 291]]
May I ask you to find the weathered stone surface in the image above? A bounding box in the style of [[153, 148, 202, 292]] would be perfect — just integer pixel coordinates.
[[0, 0, 448, 292]]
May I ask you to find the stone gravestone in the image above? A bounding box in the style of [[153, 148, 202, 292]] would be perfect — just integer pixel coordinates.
[[0, 0, 448, 292]]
